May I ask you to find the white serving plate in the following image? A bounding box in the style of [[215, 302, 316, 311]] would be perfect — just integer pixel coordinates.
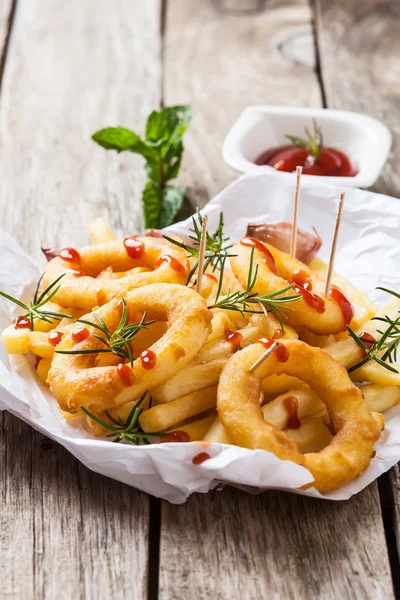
[[223, 106, 391, 188]]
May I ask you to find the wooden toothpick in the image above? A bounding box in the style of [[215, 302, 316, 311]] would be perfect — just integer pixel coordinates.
[[196, 215, 209, 294], [324, 192, 345, 296], [290, 166, 302, 258], [249, 341, 280, 373]]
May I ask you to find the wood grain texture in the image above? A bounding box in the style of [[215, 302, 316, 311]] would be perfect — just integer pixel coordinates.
[[164, 0, 322, 208], [0, 0, 162, 597], [160, 487, 394, 600], [0, 0, 162, 257], [315, 0, 400, 197]]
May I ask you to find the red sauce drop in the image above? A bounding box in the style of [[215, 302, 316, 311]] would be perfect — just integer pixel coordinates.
[[294, 285, 326, 313], [273, 328, 283, 339], [68, 268, 85, 277], [283, 396, 301, 429], [154, 254, 185, 273], [161, 430, 191, 443], [240, 237, 278, 275], [141, 349, 156, 370], [71, 326, 90, 344], [330, 286, 354, 330], [359, 332, 376, 357], [192, 452, 211, 465], [117, 363, 134, 387], [224, 330, 243, 352], [257, 337, 289, 362], [292, 269, 312, 291], [48, 331, 63, 346], [255, 145, 358, 177], [14, 316, 31, 330], [204, 273, 218, 283], [123, 236, 144, 259], [59, 247, 81, 264]]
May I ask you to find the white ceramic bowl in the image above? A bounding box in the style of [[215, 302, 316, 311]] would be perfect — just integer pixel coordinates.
[[222, 106, 392, 188]]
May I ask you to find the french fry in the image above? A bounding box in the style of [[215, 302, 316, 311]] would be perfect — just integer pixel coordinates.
[[1, 326, 31, 354], [36, 358, 52, 385], [168, 415, 216, 441], [140, 386, 217, 432], [86, 218, 115, 244], [206, 312, 237, 343], [249, 313, 298, 340], [262, 386, 326, 429], [203, 417, 233, 444], [361, 383, 400, 413], [189, 326, 260, 367], [286, 417, 333, 453], [130, 320, 168, 356], [152, 359, 227, 403], [351, 361, 400, 386], [309, 256, 377, 329], [262, 373, 303, 400]]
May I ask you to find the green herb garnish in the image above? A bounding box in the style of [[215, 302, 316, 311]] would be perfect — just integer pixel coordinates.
[[163, 210, 236, 284], [0, 274, 73, 330], [209, 246, 302, 332], [55, 298, 155, 367], [92, 105, 192, 229], [81, 391, 160, 445], [347, 288, 400, 374], [285, 119, 323, 160]]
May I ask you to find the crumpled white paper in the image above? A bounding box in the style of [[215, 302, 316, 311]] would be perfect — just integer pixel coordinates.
[[1, 171, 400, 504]]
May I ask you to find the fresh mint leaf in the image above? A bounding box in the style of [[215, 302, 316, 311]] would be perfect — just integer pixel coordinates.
[[92, 127, 141, 152], [159, 186, 186, 229], [142, 181, 162, 229]]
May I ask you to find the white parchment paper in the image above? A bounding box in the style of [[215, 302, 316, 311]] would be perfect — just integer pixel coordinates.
[[1, 171, 400, 504]]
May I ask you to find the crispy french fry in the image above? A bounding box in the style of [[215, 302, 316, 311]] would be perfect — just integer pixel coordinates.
[[361, 383, 400, 413], [262, 386, 325, 429], [351, 361, 400, 386], [166, 415, 216, 441], [203, 417, 233, 444], [86, 218, 115, 244], [249, 313, 298, 340], [206, 312, 237, 343], [153, 359, 227, 404], [189, 326, 260, 367], [130, 320, 168, 356], [309, 256, 377, 329], [36, 358, 52, 385], [262, 373, 303, 400], [1, 326, 31, 354], [286, 417, 333, 453], [140, 386, 217, 432]]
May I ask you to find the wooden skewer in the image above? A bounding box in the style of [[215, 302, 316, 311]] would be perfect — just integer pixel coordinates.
[[249, 341, 280, 373], [290, 166, 302, 258], [324, 192, 345, 296], [196, 214, 209, 294]]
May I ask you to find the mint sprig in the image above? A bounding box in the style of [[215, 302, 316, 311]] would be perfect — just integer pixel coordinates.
[[92, 105, 192, 229]]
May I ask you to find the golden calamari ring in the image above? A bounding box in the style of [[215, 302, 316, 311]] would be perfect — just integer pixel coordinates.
[[42, 237, 190, 310], [230, 239, 353, 335], [48, 283, 212, 413], [217, 339, 380, 493]]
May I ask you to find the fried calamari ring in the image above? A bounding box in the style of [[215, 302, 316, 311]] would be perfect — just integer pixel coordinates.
[[230, 238, 353, 335], [48, 283, 212, 413], [42, 237, 190, 310], [217, 339, 380, 493]]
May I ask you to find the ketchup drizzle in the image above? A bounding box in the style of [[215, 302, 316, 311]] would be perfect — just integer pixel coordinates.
[[141, 349, 156, 370], [59, 247, 81, 264], [240, 237, 278, 275], [204, 273, 218, 283], [48, 331, 63, 346], [283, 396, 301, 429], [257, 337, 289, 362], [117, 363, 134, 387], [14, 316, 31, 330], [154, 254, 185, 273], [161, 430, 190, 443], [294, 285, 326, 314], [192, 452, 211, 465], [359, 332, 376, 357], [123, 236, 144, 260], [330, 286, 354, 330], [224, 330, 243, 353], [292, 269, 312, 291]]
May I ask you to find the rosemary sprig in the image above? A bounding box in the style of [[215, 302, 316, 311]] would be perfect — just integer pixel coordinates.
[[285, 119, 323, 160], [81, 391, 161, 445], [209, 246, 302, 330], [56, 298, 155, 366], [163, 210, 236, 284], [347, 287, 400, 374], [0, 274, 73, 330]]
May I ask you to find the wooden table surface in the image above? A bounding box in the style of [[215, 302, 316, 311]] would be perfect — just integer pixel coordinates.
[[1, 1, 399, 598]]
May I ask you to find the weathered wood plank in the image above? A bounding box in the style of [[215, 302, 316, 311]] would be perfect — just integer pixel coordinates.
[[316, 0, 400, 571], [161, 1, 395, 598], [160, 487, 394, 599], [316, 0, 400, 197], [0, 0, 162, 597], [0, 0, 14, 72]]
